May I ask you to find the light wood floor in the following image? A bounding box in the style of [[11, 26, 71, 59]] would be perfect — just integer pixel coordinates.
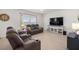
[[0, 31, 67, 50]]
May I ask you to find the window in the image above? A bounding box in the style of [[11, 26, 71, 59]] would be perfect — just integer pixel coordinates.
[[22, 14, 37, 25], [30, 16, 37, 24]]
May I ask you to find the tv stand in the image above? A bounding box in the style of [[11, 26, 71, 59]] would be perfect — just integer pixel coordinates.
[[48, 25, 64, 34]]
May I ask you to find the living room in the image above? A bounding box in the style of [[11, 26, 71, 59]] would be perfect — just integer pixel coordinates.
[[1, 0, 79, 58], [0, 9, 79, 50]]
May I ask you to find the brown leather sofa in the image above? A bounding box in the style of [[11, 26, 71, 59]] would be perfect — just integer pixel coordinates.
[[7, 27, 32, 41], [6, 28, 41, 50], [26, 24, 43, 35]]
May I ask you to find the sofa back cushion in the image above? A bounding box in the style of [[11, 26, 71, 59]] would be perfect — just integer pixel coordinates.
[[6, 29, 23, 49], [27, 24, 39, 30], [31, 24, 39, 30]]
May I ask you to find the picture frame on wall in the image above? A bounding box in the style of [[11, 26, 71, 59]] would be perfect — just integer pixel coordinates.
[[0, 14, 10, 21]]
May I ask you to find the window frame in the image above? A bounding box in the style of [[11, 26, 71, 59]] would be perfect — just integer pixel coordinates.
[[20, 13, 37, 25]]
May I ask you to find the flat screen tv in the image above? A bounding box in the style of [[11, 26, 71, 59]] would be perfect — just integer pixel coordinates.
[[50, 17, 63, 26]]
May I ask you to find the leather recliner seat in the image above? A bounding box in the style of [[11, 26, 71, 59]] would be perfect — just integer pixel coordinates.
[[6, 29, 41, 50], [7, 27, 32, 41]]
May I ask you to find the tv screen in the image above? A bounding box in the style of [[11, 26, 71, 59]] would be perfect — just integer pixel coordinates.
[[50, 17, 63, 26], [50, 18, 55, 25], [57, 17, 63, 25]]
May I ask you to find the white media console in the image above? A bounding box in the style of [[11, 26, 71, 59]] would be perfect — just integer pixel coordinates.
[[48, 25, 64, 34]]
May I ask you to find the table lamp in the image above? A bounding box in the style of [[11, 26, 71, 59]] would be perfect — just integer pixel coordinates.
[[21, 23, 26, 30]]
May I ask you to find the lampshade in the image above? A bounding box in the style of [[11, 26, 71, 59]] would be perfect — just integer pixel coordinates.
[[21, 23, 26, 29], [72, 23, 79, 30], [21, 24, 25, 27]]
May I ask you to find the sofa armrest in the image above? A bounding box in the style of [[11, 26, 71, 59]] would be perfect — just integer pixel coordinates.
[[23, 39, 41, 50], [39, 27, 43, 32]]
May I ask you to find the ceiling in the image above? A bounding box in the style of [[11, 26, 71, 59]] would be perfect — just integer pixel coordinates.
[[26, 9, 79, 14], [26, 9, 63, 14]]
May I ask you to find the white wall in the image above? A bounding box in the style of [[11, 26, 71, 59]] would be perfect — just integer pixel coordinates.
[[43, 10, 79, 34], [0, 9, 43, 37], [0, 10, 20, 37]]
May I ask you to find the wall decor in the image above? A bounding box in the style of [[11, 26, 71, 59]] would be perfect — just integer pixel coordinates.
[[0, 14, 10, 21]]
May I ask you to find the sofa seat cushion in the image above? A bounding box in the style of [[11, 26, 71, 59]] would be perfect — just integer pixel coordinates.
[[20, 34, 31, 41]]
